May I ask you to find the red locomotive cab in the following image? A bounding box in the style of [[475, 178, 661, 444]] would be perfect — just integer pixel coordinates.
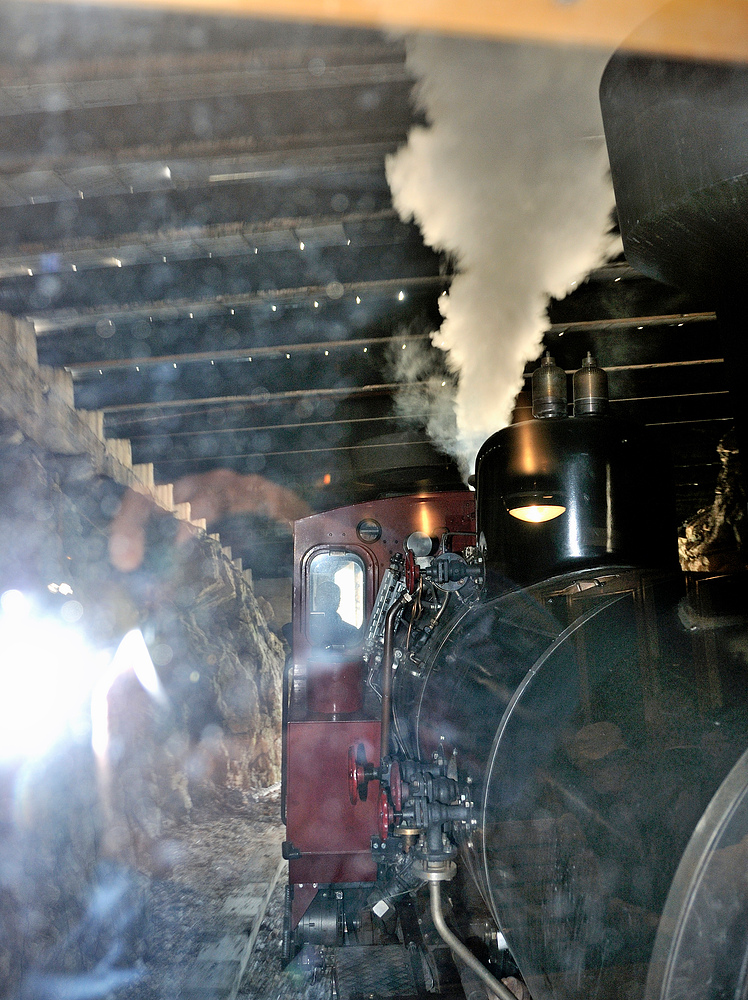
[[283, 527, 381, 892], [282, 491, 476, 951]]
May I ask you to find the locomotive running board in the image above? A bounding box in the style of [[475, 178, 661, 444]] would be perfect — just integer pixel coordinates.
[[332, 945, 421, 1000], [330, 944, 466, 1000]]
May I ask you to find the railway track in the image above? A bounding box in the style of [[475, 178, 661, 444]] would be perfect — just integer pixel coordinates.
[[129, 810, 313, 1000], [184, 857, 285, 1000]]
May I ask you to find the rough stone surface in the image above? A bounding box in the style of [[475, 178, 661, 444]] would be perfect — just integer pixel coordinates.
[[5, 786, 325, 1000], [679, 430, 748, 573], [0, 428, 286, 996]]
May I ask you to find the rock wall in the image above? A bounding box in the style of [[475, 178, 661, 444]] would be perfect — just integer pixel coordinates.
[[679, 430, 747, 574], [0, 312, 287, 994]]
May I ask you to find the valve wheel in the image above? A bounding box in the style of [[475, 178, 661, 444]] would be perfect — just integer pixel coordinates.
[[348, 745, 360, 804], [348, 743, 369, 804], [377, 788, 393, 840], [404, 549, 420, 594]]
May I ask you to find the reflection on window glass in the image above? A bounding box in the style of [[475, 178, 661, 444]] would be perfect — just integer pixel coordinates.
[[308, 552, 365, 648]]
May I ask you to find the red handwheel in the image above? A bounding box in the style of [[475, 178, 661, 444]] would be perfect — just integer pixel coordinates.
[[404, 549, 420, 594], [377, 788, 393, 840], [348, 745, 360, 805]]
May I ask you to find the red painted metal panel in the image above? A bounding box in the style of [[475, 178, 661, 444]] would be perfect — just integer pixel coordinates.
[[286, 719, 381, 883], [289, 853, 376, 884], [306, 653, 364, 715]]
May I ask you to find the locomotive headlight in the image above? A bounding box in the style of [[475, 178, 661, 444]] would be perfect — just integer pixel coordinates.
[[506, 492, 567, 523]]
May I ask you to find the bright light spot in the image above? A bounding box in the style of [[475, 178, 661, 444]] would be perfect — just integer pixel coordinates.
[[286, 353, 291, 359], [402, 344, 406, 350], [173, 363, 177, 368], [323, 473, 331, 485], [299, 241, 305, 250], [441, 381, 446, 386], [355, 296, 361, 304], [248, 357, 252, 362], [136, 366, 140, 372], [398, 290, 405, 301], [363, 347, 368, 353], [72, 264, 77, 272], [271, 305, 277, 312], [115, 258, 122, 267], [347, 239, 351, 246], [27, 269, 33, 276], [163, 165, 172, 179], [189, 312, 193, 319], [113, 630, 163, 699], [313, 301, 319, 308], [230, 309, 235, 315], [92, 630, 165, 758], [324, 350, 329, 356], [0, 590, 102, 761], [1, 590, 27, 616], [47, 582, 74, 596], [190, 671, 200, 683]]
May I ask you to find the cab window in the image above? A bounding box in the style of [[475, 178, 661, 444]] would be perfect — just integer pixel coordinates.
[[308, 552, 365, 649]]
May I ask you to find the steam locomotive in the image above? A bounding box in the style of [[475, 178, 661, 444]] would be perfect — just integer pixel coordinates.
[[280, 44, 748, 1000], [281, 349, 748, 1000]]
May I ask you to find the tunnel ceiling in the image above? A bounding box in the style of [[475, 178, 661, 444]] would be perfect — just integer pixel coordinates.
[[0, 2, 730, 538]]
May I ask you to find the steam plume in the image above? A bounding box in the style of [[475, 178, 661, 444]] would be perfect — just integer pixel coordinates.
[[387, 36, 617, 475]]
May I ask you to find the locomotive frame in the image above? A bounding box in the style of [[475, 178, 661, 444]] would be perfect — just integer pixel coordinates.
[[280, 359, 748, 1000]]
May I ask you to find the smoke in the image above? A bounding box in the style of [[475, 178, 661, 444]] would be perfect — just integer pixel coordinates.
[[386, 35, 617, 476], [387, 325, 460, 459]]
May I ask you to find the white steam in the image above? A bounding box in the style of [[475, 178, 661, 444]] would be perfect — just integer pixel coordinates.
[[386, 36, 617, 475], [389, 331, 460, 459]]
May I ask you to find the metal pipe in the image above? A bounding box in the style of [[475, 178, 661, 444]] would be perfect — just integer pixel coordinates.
[[453, 955, 500, 1000], [380, 591, 411, 761], [428, 880, 517, 1000], [431, 588, 451, 627]]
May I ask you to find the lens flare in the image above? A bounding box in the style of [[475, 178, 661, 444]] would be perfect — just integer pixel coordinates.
[[0, 592, 165, 763], [91, 629, 166, 760], [0, 590, 100, 760]]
